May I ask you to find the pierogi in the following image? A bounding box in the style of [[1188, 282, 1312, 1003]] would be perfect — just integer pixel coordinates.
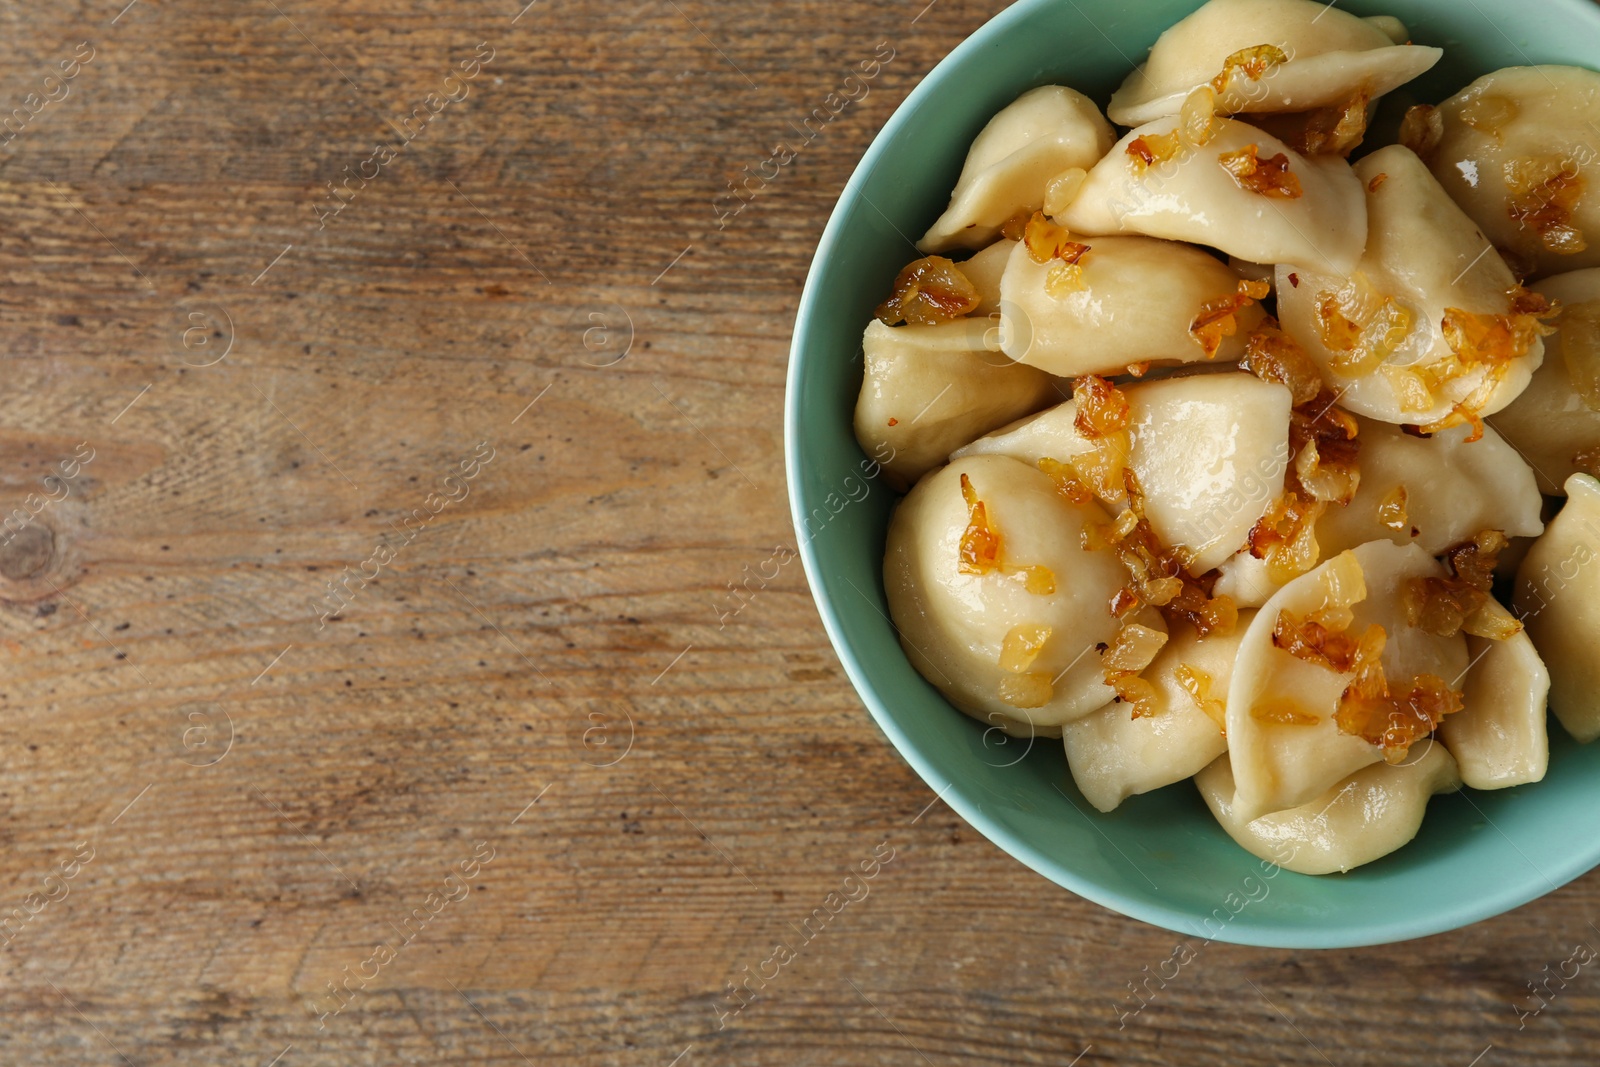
[[1196, 742, 1461, 875], [997, 234, 1267, 374], [884, 455, 1158, 733], [954, 372, 1292, 573], [1108, 0, 1440, 127], [1487, 268, 1600, 495], [1060, 116, 1367, 275], [1429, 66, 1600, 278], [854, 319, 1060, 490], [919, 86, 1116, 253], [1276, 145, 1549, 427]]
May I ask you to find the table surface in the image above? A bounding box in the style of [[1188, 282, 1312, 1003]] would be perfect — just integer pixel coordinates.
[[2, 1, 1598, 1064]]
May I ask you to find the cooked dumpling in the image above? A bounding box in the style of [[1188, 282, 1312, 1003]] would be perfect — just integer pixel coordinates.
[[884, 455, 1160, 732], [1276, 145, 1549, 427], [1438, 622, 1550, 790], [1226, 541, 1469, 821], [1487, 269, 1600, 495], [1063, 613, 1251, 812], [1317, 416, 1544, 557], [918, 86, 1115, 253], [1429, 66, 1600, 278], [961, 239, 1016, 316], [1215, 414, 1542, 608], [1214, 548, 1281, 608], [997, 234, 1266, 374], [1195, 742, 1461, 875], [1515, 473, 1600, 742], [1059, 116, 1367, 274], [954, 372, 1292, 574], [1108, 0, 1441, 126], [853, 319, 1059, 490]]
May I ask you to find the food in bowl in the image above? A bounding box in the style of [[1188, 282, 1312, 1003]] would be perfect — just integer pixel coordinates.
[[855, 0, 1600, 876]]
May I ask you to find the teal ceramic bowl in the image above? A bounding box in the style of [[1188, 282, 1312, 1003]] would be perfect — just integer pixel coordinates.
[[786, 0, 1600, 948]]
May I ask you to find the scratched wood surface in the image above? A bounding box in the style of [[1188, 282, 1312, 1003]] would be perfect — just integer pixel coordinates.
[[1, 1, 1598, 1064]]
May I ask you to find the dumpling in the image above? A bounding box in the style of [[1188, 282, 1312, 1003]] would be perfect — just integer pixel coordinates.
[[1195, 742, 1461, 875], [1226, 541, 1469, 820], [1059, 116, 1366, 274], [1438, 622, 1550, 790], [1214, 549, 1281, 608], [853, 318, 1060, 490], [1215, 413, 1543, 609], [1515, 473, 1600, 742], [884, 454, 1160, 733], [1063, 613, 1251, 812], [1487, 268, 1600, 495], [1316, 416, 1545, 557], [1108, 0, 1441, 126], [918, 86, 1115, 253], [1276, 144, 1550, 427], [997, 234, 1267, 374], [1428, 66, 1600, 278], [954, 372, 1292, 574], [960, 239, 1016, 316]]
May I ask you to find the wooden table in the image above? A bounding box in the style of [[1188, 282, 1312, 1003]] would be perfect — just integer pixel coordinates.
[[1, 1, 1596, 1063]]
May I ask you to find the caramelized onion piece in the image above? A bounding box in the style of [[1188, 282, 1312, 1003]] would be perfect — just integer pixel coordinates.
[[1239, 317, 1324, 406], [1313, 273, 1413, 377], [1037, 456, 1095, 505], [1000, 622, 1053, 673], [1412, 286, 1559, 433], [1176, 663, 1227, 735], [1377, 485, 1409, 533], [1209, 44, 1289, 95], [1334, 620, 1463, 761], [1218, 144, 1303, 199], [1273, 610, 1364, 672], [1399, 104, 1443, 160], [1044, 167, 1089, 218], [1093, 470, 1237, 637], [875, 256, 981, 325], [1402, 529, 1521, 640], [1073, 375, 1132, 438], [958, 473, 1002, 574], [1190, 278, 1272, 358], [1505, 155, 1587, 256], [1023, 211, 1090, 265], [1127, 131, 1182, 171], [1102, 622, 1168, 673], [999, 672, 1054, 709]]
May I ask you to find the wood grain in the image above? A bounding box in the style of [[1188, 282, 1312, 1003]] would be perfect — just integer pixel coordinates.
[[1, 1, 1598, 1064]]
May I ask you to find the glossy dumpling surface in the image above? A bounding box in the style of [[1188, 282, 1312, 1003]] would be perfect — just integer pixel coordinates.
[[884, 455, 1154, 730], [1064, 613, 1249, 812], [1108, 0, 1440, 126], [1429, 66, 1600, 278], [919, 86, 1115, 253], [954, 372, 1292, 574], [1225, 540, 1468, 820], [1487, 268, 1600, 495], [1438, 621, 1549, 790], [1316, 416, 1544, 557], [997, 235, 1266, 374], [1060, 116, 1367, 274], [1276, 145, 1546, 426], [853, 319, 1059, 490], [1515, 473, 1600, 742], [1196, 741, 1461, 875]]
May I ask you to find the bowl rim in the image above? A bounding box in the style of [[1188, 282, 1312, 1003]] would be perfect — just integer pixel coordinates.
[[784, 0, 1600, 949]]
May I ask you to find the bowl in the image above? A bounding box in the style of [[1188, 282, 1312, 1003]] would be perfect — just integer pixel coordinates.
[[785, 0, 1600, 948]]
